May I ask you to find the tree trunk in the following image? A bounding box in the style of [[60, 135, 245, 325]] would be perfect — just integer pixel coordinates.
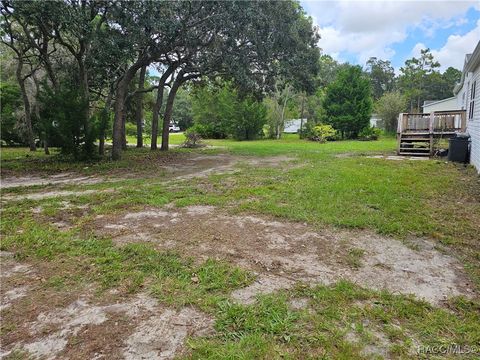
[[135, 65, 147, 148], [161, 75, 183, 151], [112, 67, 139, 160], [300, 93, 305, 138], [16, 58, 36, 151], [278, 97, 288, 140], [151, 66, 176, 150], [43, 137, 50, 155], [99, 135, 105, 156], [99, 88, 114, 156], [122, 110, 127, 150]]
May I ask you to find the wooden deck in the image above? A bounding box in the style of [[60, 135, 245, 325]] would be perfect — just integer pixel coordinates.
[[397, 110, 467, 157]]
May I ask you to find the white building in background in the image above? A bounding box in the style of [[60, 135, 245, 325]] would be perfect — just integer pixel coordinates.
[[453, 41, 480, 173], [370, 113, 382, 128], [284, 119, 306, 133], [422, 97, 459, 113]]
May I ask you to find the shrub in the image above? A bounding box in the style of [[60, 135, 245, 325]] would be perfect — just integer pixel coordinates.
[[358, 126, 381, 141], [0, 82, 26, 145], [323, 65, 373, 139], [182, 128, 205, 148], [125, 122, 137, 137], [375, 91, 406, 133], [192, 82, 266, 140], [39, 82, 96, 159], [309, 124, 336, 143]]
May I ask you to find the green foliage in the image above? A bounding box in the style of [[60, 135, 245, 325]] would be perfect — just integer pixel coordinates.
[[317, 54, 342, 88], [358, 126, 381, 141], [309, 124, 337, 142], [192, 82, 267, 140], [398, 48, 441, 112], [173, 88, 194, 130], [125, 122, 137, 137], [38, 81, 96, 160], [375, 91, 406, 133], [365, 57, 396, 100], [323, 66, 373, 139], [183, 127, 204, 148], [0, 82, 25, 145]]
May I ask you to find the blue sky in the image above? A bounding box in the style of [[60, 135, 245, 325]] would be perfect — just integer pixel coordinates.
[[300, 0, 480, 72]]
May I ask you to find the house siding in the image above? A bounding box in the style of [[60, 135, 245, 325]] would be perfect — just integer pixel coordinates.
[[467, 68, 480, 173], [423, 97, 458, 112]]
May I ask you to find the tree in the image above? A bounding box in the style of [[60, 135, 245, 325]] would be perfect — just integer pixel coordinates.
[[426, 66, 462, 100], [398, 48, 440, 112], [265, 80, 294, 139], [317, 55, 341, 88], [134, 65, 147, 148], [0, 81, 23, 145], [365, 57, 395, 100], [2, 0, 319, 159], [375, 91, 406, 133], [0, 8, 38, 150], [172, 88, 193, 130], [323, 65, 373, 139], [192, 82, 267, 140]]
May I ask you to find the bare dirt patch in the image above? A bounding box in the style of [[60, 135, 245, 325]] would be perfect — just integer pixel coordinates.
[[366, 155, 429, 161], [1, 173, 103, 189], [2, 189, 115, 202], [1, 252, 214, 359], [162, 153, 296, 180], [2, 285, 213, 360], [1, 153, 294, 203], [345, 325, 393, 358], [93, 206, 475, 305]]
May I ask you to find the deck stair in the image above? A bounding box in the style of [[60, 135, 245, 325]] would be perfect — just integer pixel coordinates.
[[398, 133, 431, 157], [397, 111, 466, 157]]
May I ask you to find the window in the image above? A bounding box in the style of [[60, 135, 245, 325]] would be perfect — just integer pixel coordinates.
[[469, 80, 476, 120]]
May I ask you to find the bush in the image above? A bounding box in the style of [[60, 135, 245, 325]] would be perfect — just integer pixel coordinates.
[[38, 81, 96, 159], [0, 82, 27, 145], [182, 128, 205, 148], [192, 82, 266, 140], [125, 122, 137, 137], [308, 124, 336, 143], [186, 123, 213, 139], [323, 65, 373, 139], [375, 91, 406, 133], [358, 126, 381, 141]]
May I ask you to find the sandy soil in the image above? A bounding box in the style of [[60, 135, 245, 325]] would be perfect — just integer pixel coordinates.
[[93, 205, 475, 306], [1, 173, 103, 189], [0, 251, 214, 360], [1, 152, 476, 359], [1, 154, 294, 202]]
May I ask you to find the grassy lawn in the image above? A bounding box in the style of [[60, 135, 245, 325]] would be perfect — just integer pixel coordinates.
[[1, 134, 479, 359]]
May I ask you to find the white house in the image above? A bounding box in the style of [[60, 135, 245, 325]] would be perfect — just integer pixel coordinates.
[[453, 41, 480, 173], [422, 97, 459, 113], [370, 113, 382, 128], [284, 119, 306, 133]]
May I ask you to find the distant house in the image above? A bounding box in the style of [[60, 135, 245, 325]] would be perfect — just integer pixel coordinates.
[[453, 41, 480, 172], [284, 119, 307, 133], [422, 97, 459, 113], [370, 113, 383, 128]]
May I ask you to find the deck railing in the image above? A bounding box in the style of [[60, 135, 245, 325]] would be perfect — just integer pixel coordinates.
[[397, 110, 467, 134]]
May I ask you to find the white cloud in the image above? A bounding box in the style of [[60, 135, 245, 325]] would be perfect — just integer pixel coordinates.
[[415, 20, 480, 71], [303, 0, 479, 66]]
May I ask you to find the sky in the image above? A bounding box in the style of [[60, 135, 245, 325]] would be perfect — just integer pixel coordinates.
[[301, 0, 480, 72]]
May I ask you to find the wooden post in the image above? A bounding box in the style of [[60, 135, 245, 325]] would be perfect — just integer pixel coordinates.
[[397, 113, 403, 155], [429, 112, 435, 156], [461, 110, 467, 132]]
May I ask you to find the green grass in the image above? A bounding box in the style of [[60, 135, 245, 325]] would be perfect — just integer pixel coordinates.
[[1, 134, 480, 359], [186, 282, 480, 359], [125, 132, 186, 147]]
